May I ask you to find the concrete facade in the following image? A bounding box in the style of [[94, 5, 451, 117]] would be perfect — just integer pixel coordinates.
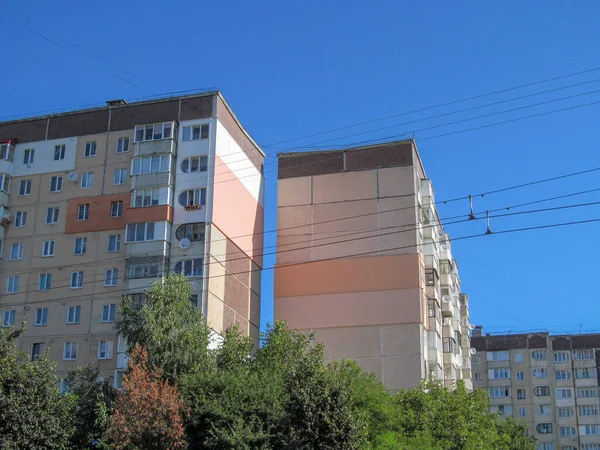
[[472, 329, 600, 450], [274, 140, 473, 390], [0, 92, 264, 388]]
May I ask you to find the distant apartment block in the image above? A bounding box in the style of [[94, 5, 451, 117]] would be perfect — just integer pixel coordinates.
[[472, 328, 600, 450], [274, 140, 473, 390], [0, 92, 264, 387]]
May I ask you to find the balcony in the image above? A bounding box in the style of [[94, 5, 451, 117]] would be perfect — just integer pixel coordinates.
[[0, 142, 15, 178], [126, 240, 170, 259], [133, 122, 176, 157], [134, 138, 176, 157]]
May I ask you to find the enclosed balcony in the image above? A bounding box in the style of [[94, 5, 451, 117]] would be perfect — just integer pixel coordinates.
[[133, 122, 177, 157], [124, 255, 169, 291]]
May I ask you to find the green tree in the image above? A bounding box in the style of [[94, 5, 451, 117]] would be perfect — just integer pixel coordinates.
[[116, 273, 210, 381], [66, 365, 117, 449], [495, 416, 536, 450], [0, 325, 76, 449]]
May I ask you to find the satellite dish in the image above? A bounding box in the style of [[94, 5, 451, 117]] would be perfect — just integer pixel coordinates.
[[442, 295, 450, 303], [468, 323, 476, 331], [67, 171, 78, 182], [470, 348, 477, 355], [179, 238, 191, 249], [455, 354, 464, 367], [440, 243, 449, 251]]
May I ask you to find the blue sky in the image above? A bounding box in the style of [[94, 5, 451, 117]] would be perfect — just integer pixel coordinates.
[[1, 1, 600, 334]]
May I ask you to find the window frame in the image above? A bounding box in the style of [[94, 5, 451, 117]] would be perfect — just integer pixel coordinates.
[[130, 154, 171, 175], [125, 222, 156, 243], [107, 234, 121, 252], [113, 168, 127, 185], [9, 243, 23, 260], [134, 122, 173, 143], [54, 144, 66, 160], [2, 309, 16, 327], [116, 137, 130, 153], [6, 276, 19, 294], [49, 175, 63, 192], [42, 240, 55, 257], [23, 148, 35, 165], [34, 307, 48, 326], [63, 341, 78, 360], [84, 141, 97, 157], [66, 305, 81, 324], [77, 204, 90, 221], [97, 340, 114, 359], [174, 258, 203, 277], [132, 187, 160, 207], [110, 201, 123, 218], [14, 211, 27, 227], [101, 304, 116, 323], [104, 269, 119, 287], [18, 179, 32, 196], [70, 271, 83, 289], [39, 273, 52, 291], [80, 172, 94, 189], [46, 207, 59, 224], [73, 237, 87, 256]]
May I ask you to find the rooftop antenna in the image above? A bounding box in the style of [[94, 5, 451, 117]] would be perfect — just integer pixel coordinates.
[[468, 195, 476, 220], [485, 210, 493, 234]]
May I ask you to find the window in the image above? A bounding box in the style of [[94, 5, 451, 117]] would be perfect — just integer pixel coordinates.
[[14, 211, 26, 227], [98, 340, 113, 359], [488, 386, 511, 398], [581, 425, 600, 436], [115, 371, 125, 390], [102, 304, 116, 323], [132, 188, 160, 207], [46, 207, 60, 224], [130, 154, 171, 175], [556, 388, 573, 399], [489, 368, 511, 379], [562, 446, 577, 450], [84, 141, 96, 157], [128, 293, 146, 310], [582, 445, 600, 450], [42, 240, 55, 257], [80, 172, 93, 188], [190, 294, 198, 308], [533, 368, 548, 378], [532, 350, 546, 360], [49, 175, 63, 192], [176, 223, 205, 241], [555, 370, 571, 380], [116, 137, 129, 153], [517, 389, 526, 399], [54, 144, 65, 160], [558, 408, 574, 418], [70, 271, 83, 289], [23, 148, 34, 164], [560, 427, 576, 438], [497, 405, 512, 416], [134, 122, 173, 142], [427, 299, 436, 318], [104, 269, 118, 286], [181, 156, 208, 173], [113, 168, 127, 185], [110, 201, 123, 218], [539, 404, 552, 415], [39, 273, 52, 291], [74, 237, 87, 255], [2, 309, 15, 327], [534, 386, 551, 397], [575, 368, 597, 379], [536, 423, 553, 434], [554, 351, 569, 363], [77, 204, 89, 221], [0, 173, 10, 193], [577, 388, 597, 398], [178, 189, 206, 208], [474, 373, 482, 382], [10, 243, 23, 260], [515, 352, 523, 363], [63, 342, 78, 360], [487, 350, 510, 361], [19, 179, 31, 196], [508, 370, 522, 381], [108, 234, 121, 252], [0, 143, 13, 161], [579, 405, 599, 416], [128, 261, 161, 279], [66, 305, 81, 324], [34, 307, 48, 326], [182, 124, 209, 141], [574, 349, 595, 360], [31, 343, 42, 360], [59, 379, 70, 394], [473, 355, 481, 364], [518, 408, 527, 417], [126, 222, 155, 242], [174, 259, 203, 277], [7, 276, 19, 293]]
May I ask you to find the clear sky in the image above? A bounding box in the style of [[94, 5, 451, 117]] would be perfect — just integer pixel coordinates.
[[1, 1, 599, 335]]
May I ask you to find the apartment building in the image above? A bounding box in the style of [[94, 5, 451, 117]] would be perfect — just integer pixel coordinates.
[[0, 92, 264, 387], [274, 140, 472, 390], [472, 328, 600, 450]]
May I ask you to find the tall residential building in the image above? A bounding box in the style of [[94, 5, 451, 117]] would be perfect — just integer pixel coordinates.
[[472, 328, 600, 450], [274, 140, 472, 390], [0, 92, 264, 387]]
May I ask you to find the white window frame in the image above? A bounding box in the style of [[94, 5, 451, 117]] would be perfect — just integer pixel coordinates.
[[80, 172, 94, 189], [130, 154, 171, 175], [0, 173, 10, 193], [132, 188, 160, 207], [558, 407, 574, 418], [108, 234, 121, 252], [98, 340, 114, 359], [178, 188, 206, 207], [84, 141, 97, 157], [63, 341, 78, 360], [556, 388, 573, 399], [113, 168, 127, 185], [102, 304, 116, 323], [104, 269, 118, 287], [125, 222, 156, 243], [70, 271, 83, 289], [516, 371, 524, 381], [7, 276, 19, 293], [49, 175, 63, 192], [134, 122, 173, 143], [577, 388, 598, 398], [574, 349, 595, 360], [39, 273, 52, 291], [554, 351, 570, 363], [488, 386, 511, 398], [181, 124, 209, 141], [575, 367, 597, 379], [472, 354, 481, 364], [110, 201, 123, 218], [579, 405, 599, 416], [9, 243, 23, 260], [2, 309, 16, 327], [14, 211, 27, 227], [23, 148, 34, 165], [46, 207, 59, 224], [555, 370, 571, 380], [19, 179, 31, 196], [181, 155, 208, 173], [34, 307, 48, 326], [116, 137, 129, 153], [73, 237, 87, 255], [77, 204, 89, 221], [531, 349, 546, 360], [66, 305, 81, 324], [54, 144, 66, 160], [489, 367, 511, 380], [518, 408, 526, 417], [42, 240, 55, 257], [174, 258, 203, 277], [533, 368, 548, 379]]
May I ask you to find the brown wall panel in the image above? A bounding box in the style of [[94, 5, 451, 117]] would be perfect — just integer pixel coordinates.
[[110, 100, 180, 132], [0, 118, 48, 143], [47, 110, 109, 139], [125, 205, 172, 224], [278, 152, 344, 179], [180, 96, 213, 120], [65, 193, 130, 234]]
